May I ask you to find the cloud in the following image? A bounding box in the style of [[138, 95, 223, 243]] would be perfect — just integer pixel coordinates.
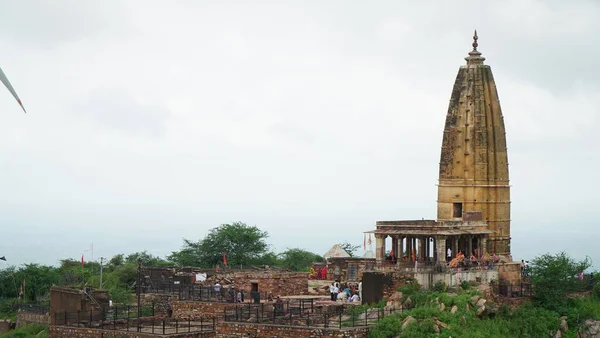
[[0, 0, 598, 267]]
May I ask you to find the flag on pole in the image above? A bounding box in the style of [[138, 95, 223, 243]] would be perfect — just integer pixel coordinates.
[[0, 65, 26, 113], [367, 234, 372, 246], [81, 254, 85, 267], [222, 252, 227, 267], [0, 256, 6, 261], [363, 234, 366, 250]]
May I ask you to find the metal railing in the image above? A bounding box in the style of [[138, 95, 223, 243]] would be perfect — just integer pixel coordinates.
[[53, 307, 215, 335], [145, 281, 267, 303], [492, 283, 533, 298], [18, 302, 50, 315], [223, 299, 402, 328]]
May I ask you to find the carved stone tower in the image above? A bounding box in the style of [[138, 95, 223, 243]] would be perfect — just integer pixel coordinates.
[[437, 31, 511, 255]]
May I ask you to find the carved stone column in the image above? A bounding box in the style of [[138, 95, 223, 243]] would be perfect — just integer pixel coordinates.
[[418, 237, 425, 261], [435, 236, 447, 263], [375, 234, 386, 266]]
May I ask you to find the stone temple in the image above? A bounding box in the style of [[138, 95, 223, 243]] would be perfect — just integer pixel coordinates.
[[368, 31, 512, 271]]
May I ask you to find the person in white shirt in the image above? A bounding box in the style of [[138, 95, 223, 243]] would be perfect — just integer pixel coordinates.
[[333, 284, 339, 301], [337, 291, 347, 301], [349, 293, 360, 302], [447, 247, 452, 262], [358, 281, 362, 302], [329, 283, 336, 301]]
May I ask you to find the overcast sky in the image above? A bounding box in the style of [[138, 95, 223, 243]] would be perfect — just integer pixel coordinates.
[[1, 0, 598, 270]]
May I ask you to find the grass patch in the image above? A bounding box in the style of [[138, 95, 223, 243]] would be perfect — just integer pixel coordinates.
[[0, 323, 48, 338]]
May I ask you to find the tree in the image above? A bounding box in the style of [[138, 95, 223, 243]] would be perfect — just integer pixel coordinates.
[[279, 248, 324, 272], [339, 241, 361, 257], [529, 252, 591, 312], [169, 222, 269, 268]]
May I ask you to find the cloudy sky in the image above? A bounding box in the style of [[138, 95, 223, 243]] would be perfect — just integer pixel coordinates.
[[0, 0, 598, 269]]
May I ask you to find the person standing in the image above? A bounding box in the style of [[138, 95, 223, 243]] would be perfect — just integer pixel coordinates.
[[329, 283, 335, 301]]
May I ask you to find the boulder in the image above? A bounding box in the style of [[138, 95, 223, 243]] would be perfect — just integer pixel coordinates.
[[403, 296, 413, 309], [553, 330, 561, 338], [439, 303, 446, 312], [476, 305, 486, 317], [466, 303, 471, 311], [485, 300, 499, 315], [470, 295, 480, 306], [386, 292, 403, 309], [433, 317, 450, 330], [579, 319, 600, 338], [401, 316, 417, 331], [476, 298, 487, 307], [451, 305, 458, 314], [559, 316, 568, 333]]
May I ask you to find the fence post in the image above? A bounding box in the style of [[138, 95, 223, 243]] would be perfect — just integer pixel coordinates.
[[77, 310, 80, 326], [364, 308, 367, 326], [162, 319, 166, 335], [89, 309, 92, 328], [256, 308, 259, 323], [176, 319, 179, 333], [200, 318, 202, 332], [213, 316, 216, 331], [113, 306, 117, 330], [152, 317, 154, 334], [339, 310, 342, 329], [189, 319, 191, 332]]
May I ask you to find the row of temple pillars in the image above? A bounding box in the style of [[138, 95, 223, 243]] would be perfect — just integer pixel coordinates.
[[374, 234, 488, 265]]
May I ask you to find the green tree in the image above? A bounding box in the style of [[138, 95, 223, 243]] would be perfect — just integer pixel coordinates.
[[169, 222, 269, 268], [529, 252, 591, 312], [279, 248, 324, 271], [125, 251, 170, 267], [339, 241, 361, 257]]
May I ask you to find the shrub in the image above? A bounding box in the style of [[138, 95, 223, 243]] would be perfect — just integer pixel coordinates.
[[460, 280, 470, 290], [432, 281, 448, 292]]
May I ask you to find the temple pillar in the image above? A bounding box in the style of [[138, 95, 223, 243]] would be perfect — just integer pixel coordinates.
[[481, 237, 488, 256], [375, 234, 386, 265], [468, 236, 473, 257], [453, 237, 459, 257], [418, 237, 425, 261], [391, 236, 398, 261], [435, 236, 447, 263]]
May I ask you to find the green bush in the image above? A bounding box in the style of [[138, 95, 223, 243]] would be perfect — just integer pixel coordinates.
[[460, 280, 470, 290], [432, 281, 448, 292], [0, 323, 48, 338]]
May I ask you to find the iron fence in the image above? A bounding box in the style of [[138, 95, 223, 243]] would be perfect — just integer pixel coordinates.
[[17, 302, 49, 315], [53, 307, 215, 335], [492, 283, 533, 297], [146, 281, 267, 303], [223, 299, 402, 328]]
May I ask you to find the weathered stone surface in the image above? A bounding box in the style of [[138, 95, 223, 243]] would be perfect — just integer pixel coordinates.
[[579, 320, 600, 338], [559, 316, 568, 333], [470, 295, 480, 306], [476, 305, 486, 317], [476, 298, 487, 307], [403, 296, 413, 309], [439, 303, 446, 312], [437, 40, 511, 255], [451, 305, 458, 314], [216, 322, 369, 338]]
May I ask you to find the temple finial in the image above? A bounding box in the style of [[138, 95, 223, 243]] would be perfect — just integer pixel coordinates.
[[465, 29, 485, 65], [472, 30, 478, 51]]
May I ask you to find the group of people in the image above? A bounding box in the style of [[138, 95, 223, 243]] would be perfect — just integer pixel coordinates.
[[309, 266, 328, 280], [446, 248, 500, 269], [214, 282, 245, 303], [329, 281, 361, 303]]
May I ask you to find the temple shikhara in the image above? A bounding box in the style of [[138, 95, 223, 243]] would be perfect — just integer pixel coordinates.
[[367, 31, 512, 269]]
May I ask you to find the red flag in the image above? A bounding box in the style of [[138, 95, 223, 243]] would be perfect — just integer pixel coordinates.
[[222, 252, 227, 267], [81, 254, 85, 267], [363, 234, 366, 250]]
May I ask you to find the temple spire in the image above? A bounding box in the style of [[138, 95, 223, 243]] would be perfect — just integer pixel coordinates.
[[465, 30, 485, 65]]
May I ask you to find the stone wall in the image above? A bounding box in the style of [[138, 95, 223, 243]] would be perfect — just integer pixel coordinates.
[[210, 272, 308, 298], [16, 312, 49, 327], [49, 326, 215, 338], [171, 301, 228, 320], [216, 322, 369, 338], [50, 286, 109, 325], [326, 258, 375, 282], [497, 262, 521, 285], [415, 269, 498, 289]]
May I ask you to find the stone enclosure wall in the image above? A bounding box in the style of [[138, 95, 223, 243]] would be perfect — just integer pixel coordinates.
[[216, 322, 369, 338], [16, 312, 49, 327], [49, 326, 215, 338], [210, 271, 308, 298], [326, 258, 375, 282], [415, 269, 498, 289], [171, 301, 229, 320]]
